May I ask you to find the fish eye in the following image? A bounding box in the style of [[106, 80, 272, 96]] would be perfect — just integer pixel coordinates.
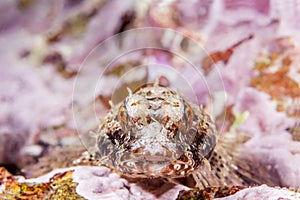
[[183, 100, 194, 129], [118, 104, 128, 129]]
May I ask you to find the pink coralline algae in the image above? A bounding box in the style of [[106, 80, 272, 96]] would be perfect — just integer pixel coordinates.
[[0, 0, 300, 200]]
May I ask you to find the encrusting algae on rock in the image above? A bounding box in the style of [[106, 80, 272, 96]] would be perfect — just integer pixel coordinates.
[[0, 167, 85, 200], [1, 1, 300, 199], [3, 82, 299, 199]]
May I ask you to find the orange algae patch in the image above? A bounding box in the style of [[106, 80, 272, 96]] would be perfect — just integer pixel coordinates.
[[0, 167, 85, 200], [250, 37, 300, 110]]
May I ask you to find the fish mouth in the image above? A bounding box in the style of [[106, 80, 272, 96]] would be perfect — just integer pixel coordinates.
[[118, 154, 175, 177], [129, 141, 185, 162], [114, 142, 185, 177], [130, 154, 174, 163]]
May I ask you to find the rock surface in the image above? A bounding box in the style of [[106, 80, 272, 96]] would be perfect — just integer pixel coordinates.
[[0, 1, 300, 199]]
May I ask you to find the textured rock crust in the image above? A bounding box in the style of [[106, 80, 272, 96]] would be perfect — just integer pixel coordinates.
[[0, 1, 300, 199]]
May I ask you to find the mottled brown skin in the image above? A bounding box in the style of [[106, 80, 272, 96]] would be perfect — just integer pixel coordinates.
[[92, 85, 280, 189], [95, 84, 217, 180]]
